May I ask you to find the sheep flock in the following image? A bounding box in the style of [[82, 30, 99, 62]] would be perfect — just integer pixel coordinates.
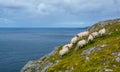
[[59, 28, 106, 56]]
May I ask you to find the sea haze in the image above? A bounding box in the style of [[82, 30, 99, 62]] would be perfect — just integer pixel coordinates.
[[0, 28, 86, 72]]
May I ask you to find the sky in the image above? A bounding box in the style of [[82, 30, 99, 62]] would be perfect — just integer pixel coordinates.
[[0, 0, 120, 28]]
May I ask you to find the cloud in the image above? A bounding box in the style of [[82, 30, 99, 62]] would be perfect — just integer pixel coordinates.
[[0, 0, 31, 9], [0, 0, 119, 15], [37, 3, 58, 15], [0, 0, 120, 27], [0, 18, 14, 24]]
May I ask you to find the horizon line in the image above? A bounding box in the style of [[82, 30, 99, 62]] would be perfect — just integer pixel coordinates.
[[0, 26, 89, 29]]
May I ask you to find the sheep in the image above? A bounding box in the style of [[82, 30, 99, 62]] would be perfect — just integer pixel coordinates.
[[91, 32, 99, 38], [98, 28, 106, 36], [67, 43, 73, 49], [59, 43, 73, 56], [63, 44, 69, 48], [59, 47, 69, 56], [76, 39, 87, 50], [70, 36, 78, 44], [87, 34, 94, 43], [77, 31, 89, 38], [63, 43, 73, 49]]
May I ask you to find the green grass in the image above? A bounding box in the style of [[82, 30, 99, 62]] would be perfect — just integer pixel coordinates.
[[31, 22, 120, 72], [45, 23, 120, 72]]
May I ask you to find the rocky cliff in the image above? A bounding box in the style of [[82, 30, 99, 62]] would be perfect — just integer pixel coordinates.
[[21, 18, 120, 72]]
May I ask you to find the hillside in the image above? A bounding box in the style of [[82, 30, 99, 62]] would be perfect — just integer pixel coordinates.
[[21, 18, 120, 72]]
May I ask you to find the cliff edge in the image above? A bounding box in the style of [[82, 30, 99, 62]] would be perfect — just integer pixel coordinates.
[[21, 18, 120, 72]]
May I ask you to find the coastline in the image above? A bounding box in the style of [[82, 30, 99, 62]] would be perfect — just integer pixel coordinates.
[[21, 18, 120, 72]]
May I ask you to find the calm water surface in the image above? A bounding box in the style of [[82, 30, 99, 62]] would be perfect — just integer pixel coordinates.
[[0, 28, 86, 72]]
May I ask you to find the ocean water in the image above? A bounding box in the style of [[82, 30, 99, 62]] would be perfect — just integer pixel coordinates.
[[0, 28, 86, 72]]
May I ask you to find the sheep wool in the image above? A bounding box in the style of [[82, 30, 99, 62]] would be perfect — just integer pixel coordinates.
[[62, 44, 69, 49], [70, 36, 78, 44], [63, 43, 73, 49], [88, 34, 94, 42], [67, 43, 73, 49], [59, 47, 69, 56], [98, 28, 106, 36], [91, 32, 99, 38], [77, 39, 87, 48], [77, 31, 89, 38]]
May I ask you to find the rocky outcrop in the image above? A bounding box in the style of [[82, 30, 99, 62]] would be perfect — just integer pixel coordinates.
[[111, 52, 120, 62], [80, 44, 107, 62], [87, 18, 120, 32], [21, 47, 60, 72], [81, 44, 107, 56]]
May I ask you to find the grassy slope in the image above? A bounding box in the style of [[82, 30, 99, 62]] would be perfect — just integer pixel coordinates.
[[41, 22, 120, 72]]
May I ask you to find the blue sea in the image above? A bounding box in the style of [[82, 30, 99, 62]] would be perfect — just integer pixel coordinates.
[[0, 28, 86, 72]]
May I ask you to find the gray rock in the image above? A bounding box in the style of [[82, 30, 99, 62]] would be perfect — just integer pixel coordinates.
[[111, 52, 118, 56], [20, 61, 38, 72], [111, 52, 120, 62], [116, 57, 120, 62], [81, 44, 107, 56], [104, 68, 113, 72], [87, 18, 120, 32], [41, 62, 53, 72], [21, 46, 60, 72]]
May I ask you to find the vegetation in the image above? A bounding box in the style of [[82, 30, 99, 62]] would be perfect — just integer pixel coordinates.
[[46, 21, 120, 72], [21, 18, 120, 72]]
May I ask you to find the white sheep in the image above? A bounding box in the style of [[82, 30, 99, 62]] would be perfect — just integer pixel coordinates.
[[77, 31, 89, 38], [87, 34, 94, 43], [62, 44, 69, 48], [62, 43, 73, 49], [70, 36, 78, 44], [67, 43, 73, 49], [59, 47, 69, 56], [76, 39, 87, 48], [98, 28, 106, 36], [91, 32, 99, 38]]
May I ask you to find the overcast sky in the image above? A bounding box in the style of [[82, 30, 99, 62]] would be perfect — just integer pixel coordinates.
[[0, 0, 120, 28]]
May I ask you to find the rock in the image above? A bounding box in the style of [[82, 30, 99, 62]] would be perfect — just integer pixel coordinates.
[[65, 70, 69, 72], [118, 53, 120, 56], [81, 44, 107, 56], [111, 52, 118, 56], [20, 61, 39, 72], [113, 64, 117, 67], [87, 18, 120, 32], [71, 66, 74, 70], [104, 68, 113, 72], [116, 57, 120, 62], [111, 52, 118, 58], [101, 44, 107, 48], [86, 56, 90, 61], [21, 47, 60, 72], [41, 62, 53, 72], [111, 52, 120, 62], [55, 60, 60, 63]]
